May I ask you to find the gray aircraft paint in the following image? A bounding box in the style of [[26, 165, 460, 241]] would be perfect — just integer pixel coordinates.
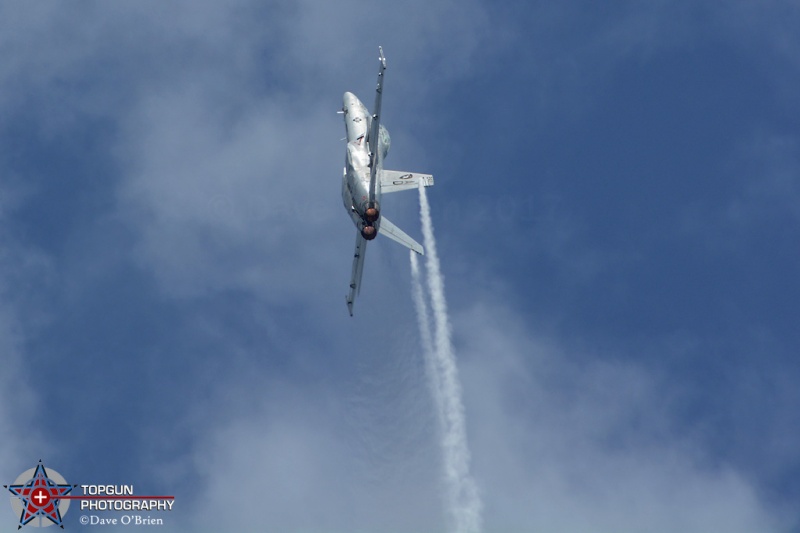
[[341, 48, 433, 315]]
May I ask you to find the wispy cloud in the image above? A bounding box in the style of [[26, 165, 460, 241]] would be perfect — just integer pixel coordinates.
[[455, 303, 787, 533], [0, 231, 54, 483]]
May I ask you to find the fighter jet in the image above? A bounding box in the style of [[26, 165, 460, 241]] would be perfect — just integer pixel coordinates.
[[341, 47, 433, 316]]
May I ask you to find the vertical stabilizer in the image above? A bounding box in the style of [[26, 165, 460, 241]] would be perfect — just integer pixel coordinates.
[[368, 47, 387, 204]]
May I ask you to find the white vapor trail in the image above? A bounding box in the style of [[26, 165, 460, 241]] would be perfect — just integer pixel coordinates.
[[410, 251, 444, 428], [411, 183, 482, 533]]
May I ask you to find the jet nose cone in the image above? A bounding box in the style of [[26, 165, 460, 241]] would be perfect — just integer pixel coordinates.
[[343, 91, 360, 107]]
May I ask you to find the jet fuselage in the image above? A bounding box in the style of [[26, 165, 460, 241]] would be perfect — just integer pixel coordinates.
[[341, 91, 382, 240]]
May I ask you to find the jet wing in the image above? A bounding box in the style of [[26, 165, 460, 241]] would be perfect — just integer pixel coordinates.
[[346, 231, 368, 316], [380, 170, 434, 194], [367, 46, 387, 203]]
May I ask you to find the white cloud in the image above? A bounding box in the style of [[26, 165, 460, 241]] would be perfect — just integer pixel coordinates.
[[454, 303, 787, 532], [184, 365, 445, 533], [176, 293, 789, 532], [116, 86, 346, 300], [0, 234, 54, 499]]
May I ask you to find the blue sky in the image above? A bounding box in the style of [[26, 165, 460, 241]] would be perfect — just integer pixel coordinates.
[[1, 1, 798, 532]]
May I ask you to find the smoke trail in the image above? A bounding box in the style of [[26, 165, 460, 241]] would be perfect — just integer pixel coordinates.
[[412, 183, 482, 533], [410, 251, 444, 428]]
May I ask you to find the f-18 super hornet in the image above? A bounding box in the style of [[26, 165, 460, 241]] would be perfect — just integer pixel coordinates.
[[341, 47, 433, 316]]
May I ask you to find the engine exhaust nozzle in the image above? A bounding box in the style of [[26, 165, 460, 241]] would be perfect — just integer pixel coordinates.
[[361, 225, 377, 240]]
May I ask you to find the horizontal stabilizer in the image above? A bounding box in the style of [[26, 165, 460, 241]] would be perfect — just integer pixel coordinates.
[[380, 170, 434, 194], [379, 216, 424, 255]]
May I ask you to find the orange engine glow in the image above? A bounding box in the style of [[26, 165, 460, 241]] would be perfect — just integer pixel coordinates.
[[361, 225, 377, 240]]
